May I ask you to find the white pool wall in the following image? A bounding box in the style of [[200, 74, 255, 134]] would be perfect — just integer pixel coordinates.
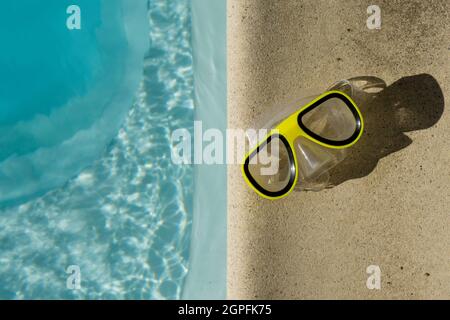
[[181, 0, 227, 299]]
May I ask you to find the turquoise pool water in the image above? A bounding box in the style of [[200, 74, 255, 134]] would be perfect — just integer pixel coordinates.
[[0, 0, 147, 205], [0, 1, 100, 125], [0, 0, 194, 299]]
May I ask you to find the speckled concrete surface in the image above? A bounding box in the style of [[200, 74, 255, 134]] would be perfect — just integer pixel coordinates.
[[228, 0, 450, 299]]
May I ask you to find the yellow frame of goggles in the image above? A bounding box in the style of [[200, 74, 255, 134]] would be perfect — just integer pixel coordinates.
[[242, 90, 364, 200]]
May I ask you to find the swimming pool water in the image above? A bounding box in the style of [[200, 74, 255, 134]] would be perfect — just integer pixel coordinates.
[[0, 0, 194, 299], [0, 0, 148, 205], [182, 0, 227, 299]]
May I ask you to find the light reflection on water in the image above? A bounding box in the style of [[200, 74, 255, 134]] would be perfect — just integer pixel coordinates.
[[0, 0, 193, 299]]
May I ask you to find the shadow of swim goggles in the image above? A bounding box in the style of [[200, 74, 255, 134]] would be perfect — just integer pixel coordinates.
[[242, 91, 364, 200]]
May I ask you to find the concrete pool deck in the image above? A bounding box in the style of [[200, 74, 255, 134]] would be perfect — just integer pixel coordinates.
[[228, 0, 450, 299]]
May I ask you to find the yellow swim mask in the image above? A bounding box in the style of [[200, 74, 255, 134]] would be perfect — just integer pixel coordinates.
[[242, 90, 364, 200]]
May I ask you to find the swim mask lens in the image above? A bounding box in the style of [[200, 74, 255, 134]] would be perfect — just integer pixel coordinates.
[[244, 134, 296, 198], [298, 93, 362, 146]]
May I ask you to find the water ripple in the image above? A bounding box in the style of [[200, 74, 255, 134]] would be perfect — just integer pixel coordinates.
[[0, 0, 193, 299]]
